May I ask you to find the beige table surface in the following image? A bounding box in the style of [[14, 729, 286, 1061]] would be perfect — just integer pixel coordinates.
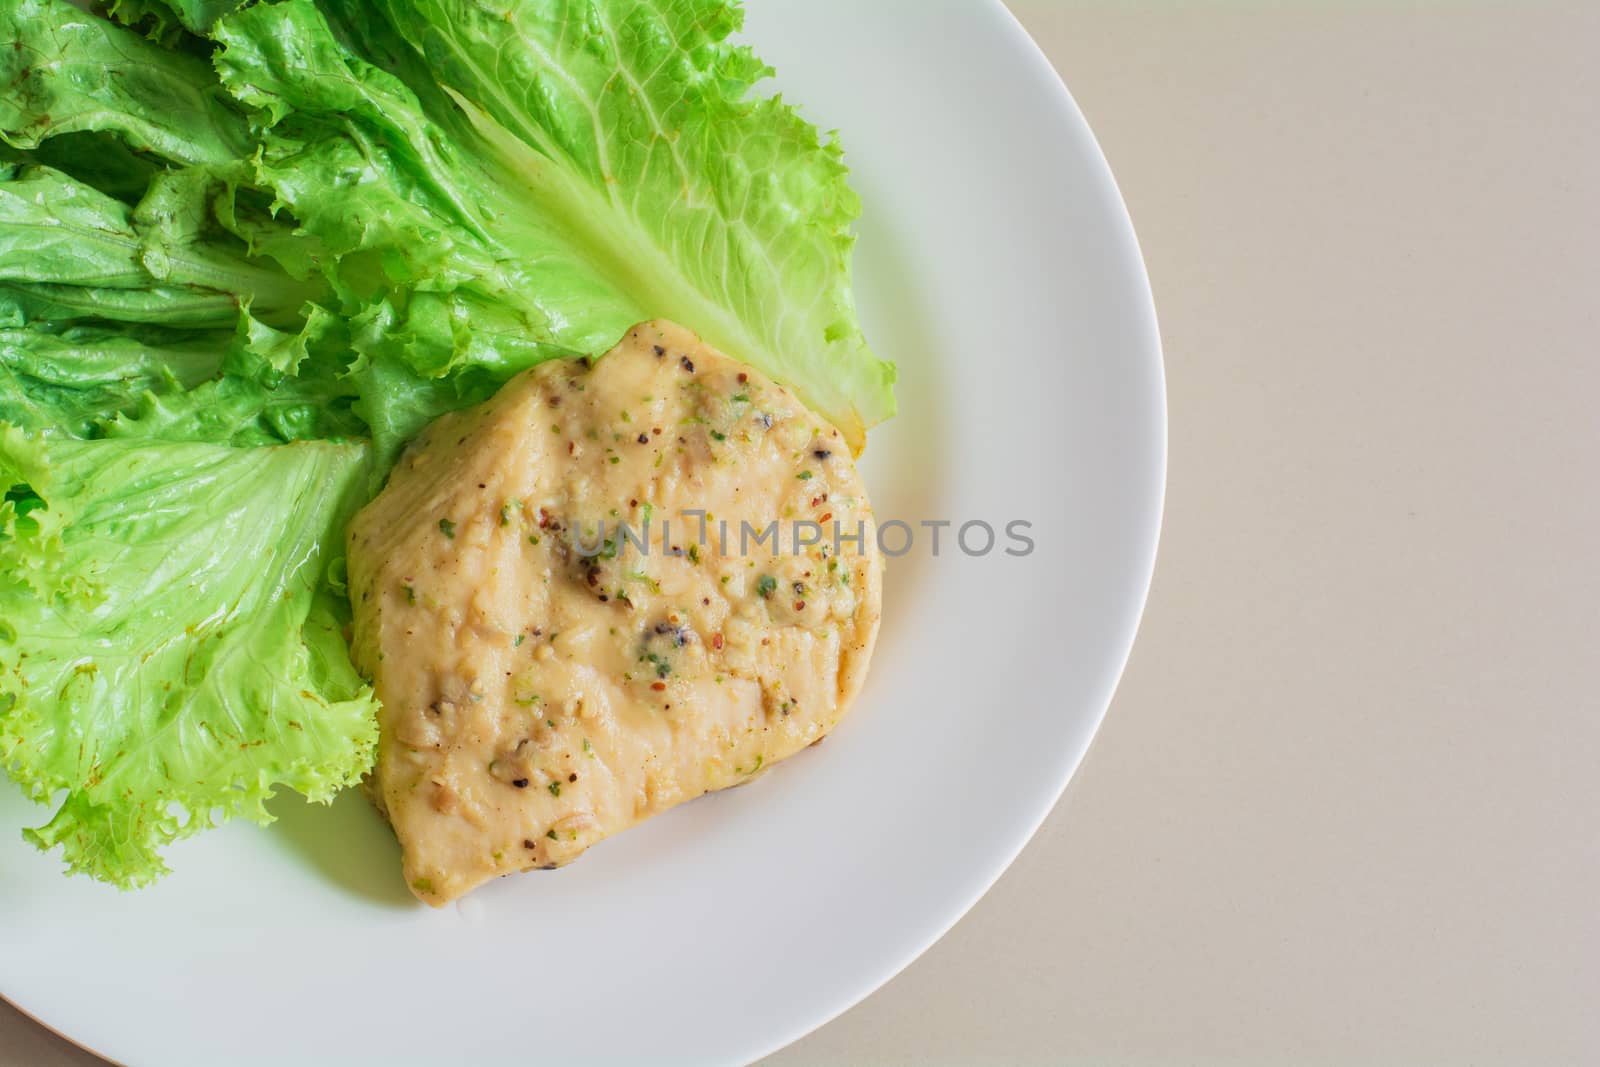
[[5, 1, 1597, 1064]]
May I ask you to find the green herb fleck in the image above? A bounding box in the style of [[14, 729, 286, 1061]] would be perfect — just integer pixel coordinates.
[[546, 829, 558, 841], [403, 584, 416, 605], [797, 471, 813, 481], [627, 570, 661, 594], [756, 574, 777, 599], [710, 430, 726, 442], [641, 651, 673, 679], [547, 781, 562, 797], [439, 518, 457, 538], [513, 633, 526, 647]]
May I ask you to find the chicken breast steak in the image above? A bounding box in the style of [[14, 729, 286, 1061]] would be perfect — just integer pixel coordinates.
[[347, 320, 883, 904]]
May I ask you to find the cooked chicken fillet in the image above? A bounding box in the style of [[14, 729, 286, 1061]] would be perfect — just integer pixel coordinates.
[[347, 320, 883, 905]]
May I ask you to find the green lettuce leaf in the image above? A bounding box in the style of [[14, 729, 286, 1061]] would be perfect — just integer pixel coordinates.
[[5, 0, 894, 452], [216, 0, 894, 450], [103, 305, 368, 447], [358, 0, 896, 448], [0, 0, 249, 167], [107, 0, 245, 36], [0, 427, 378, 886], [212, 2, 620, 356], [15, 132, 164, 205], [0, 162, 324, 329], [0, 308, 364, 446], [343, 310, 504, 475], [0, 321, 226, 437]]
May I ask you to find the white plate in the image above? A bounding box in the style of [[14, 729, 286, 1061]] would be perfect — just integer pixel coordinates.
[[0, 2, 1164, 1063]]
